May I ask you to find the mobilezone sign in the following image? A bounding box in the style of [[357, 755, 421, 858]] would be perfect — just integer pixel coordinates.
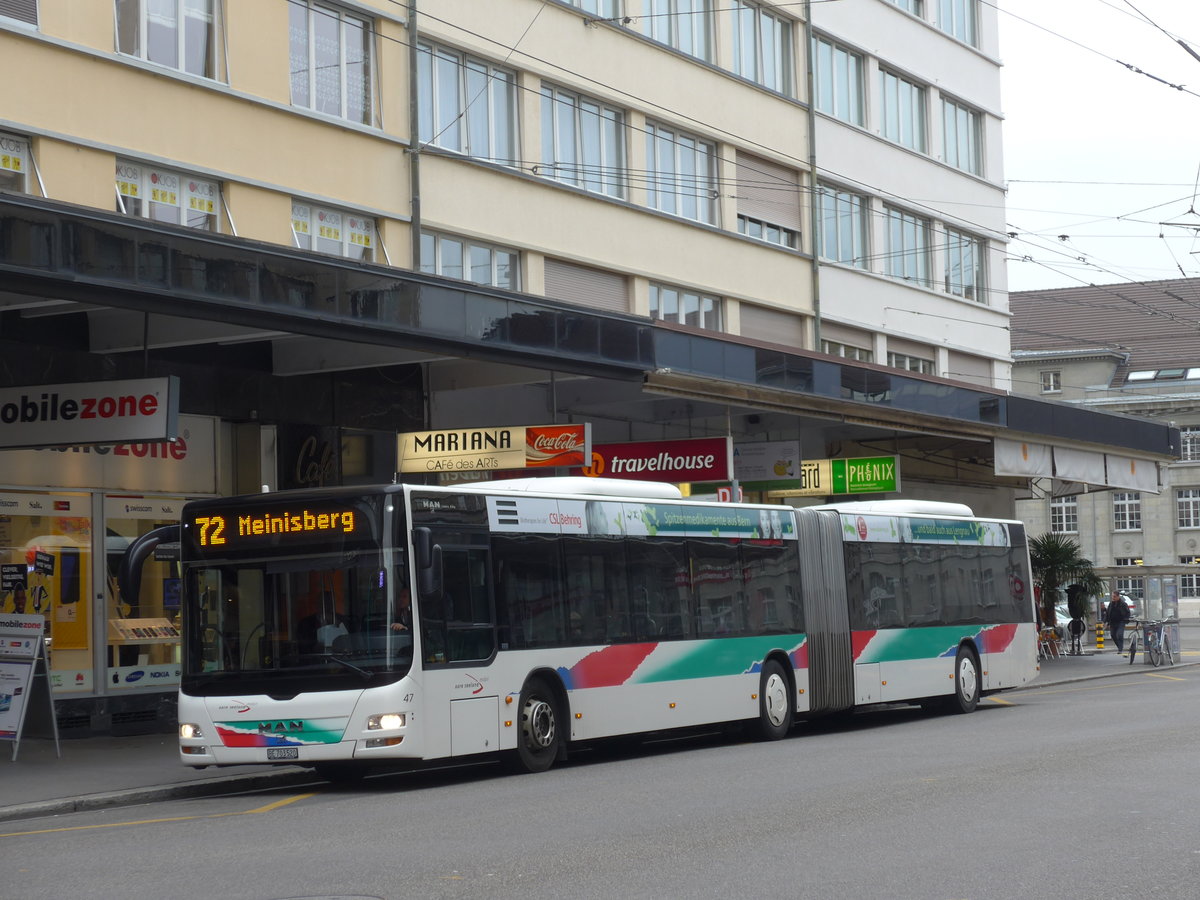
[[0, 377, 180, 449]]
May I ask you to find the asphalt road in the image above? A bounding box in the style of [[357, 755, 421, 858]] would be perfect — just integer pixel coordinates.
[[5, 669, 1199, 900]]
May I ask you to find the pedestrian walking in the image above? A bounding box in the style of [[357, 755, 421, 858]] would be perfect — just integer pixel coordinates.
[[1107, 591, 1131, 653]]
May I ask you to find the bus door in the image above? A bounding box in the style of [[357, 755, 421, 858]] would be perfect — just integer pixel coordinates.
[[416, 535, 498, 757]]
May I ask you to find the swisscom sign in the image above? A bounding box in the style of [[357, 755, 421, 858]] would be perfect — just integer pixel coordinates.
[[0, 377, 180, 449]]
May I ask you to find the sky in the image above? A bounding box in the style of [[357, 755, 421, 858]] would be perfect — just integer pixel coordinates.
[[999, 0, 1200, 292]]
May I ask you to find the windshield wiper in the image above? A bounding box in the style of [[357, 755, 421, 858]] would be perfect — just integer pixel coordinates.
[[324, 653, 372, 680]]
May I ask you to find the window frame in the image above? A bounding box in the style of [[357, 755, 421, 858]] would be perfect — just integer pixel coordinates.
[[288, 0, 376, 126], [938, 0, 978, 45], [115, 160, 219, 230], [645, 121, 718, 225], [417, 41, 518, 164], [115, 0, 224, 80], [649, 282, 723, 331], [539, 83, 626, 199], [291, 200, 375, 261], [1112, 492, 1142, 533], [732, 0, 793, 94], [878, 68, 927, 153], [822, 340, 873, 363], [943, 226, 984, 301], [942, 96, 982, 175], [737, 214, 798, 249], [1040, 370, 1062, 394], [1177, 489, 1200, 529], [887, 351, 934, 375], [643, 0, 713, 62], [419, 231, 519, 290], [0, 131, 31, 193], [1050, 495, 1078, 534], [812, 34, 864, 126], [884, 205, 931, 287], [817, 184, 868, 268], [1180, 427, 1200, 462]]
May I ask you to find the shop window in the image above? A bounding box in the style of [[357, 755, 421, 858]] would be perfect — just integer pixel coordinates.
[[0, 492, 93, 693], [291, 201, 375, 261], [0, 131, 31, 193]]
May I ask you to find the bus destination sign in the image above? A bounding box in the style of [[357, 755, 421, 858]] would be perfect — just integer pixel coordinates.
[[183, 499, 373, 556]]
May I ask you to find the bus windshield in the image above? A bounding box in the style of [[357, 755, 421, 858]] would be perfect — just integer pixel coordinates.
[[182, 549, 411, 694]]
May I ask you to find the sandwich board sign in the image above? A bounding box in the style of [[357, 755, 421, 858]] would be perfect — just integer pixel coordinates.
[[0, 613, 60, 761]]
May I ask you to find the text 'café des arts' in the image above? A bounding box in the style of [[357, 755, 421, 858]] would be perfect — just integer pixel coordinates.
[[0, 195, 1179, 737]]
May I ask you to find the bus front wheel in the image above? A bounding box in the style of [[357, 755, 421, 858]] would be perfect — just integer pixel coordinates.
[[949, 646, 980, 714], [751, 659, 793, 741], [508, 677, 561, 774]]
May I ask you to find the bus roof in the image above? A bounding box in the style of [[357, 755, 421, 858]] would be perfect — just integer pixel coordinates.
[[814, 499, 975, 517], [447, 476, 684, 500]]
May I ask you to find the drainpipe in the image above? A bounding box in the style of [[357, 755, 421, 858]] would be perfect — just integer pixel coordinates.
[[408, 0, 422, 270], [804, 0, 821, 352]]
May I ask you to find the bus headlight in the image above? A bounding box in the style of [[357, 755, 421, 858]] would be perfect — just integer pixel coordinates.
[[367, 713, 405, 730], [179, 723, 204, 739]]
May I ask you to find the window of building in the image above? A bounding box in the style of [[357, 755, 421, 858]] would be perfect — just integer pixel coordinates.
[[1182, 427, 1200, 462], [567, 0, 620, 15], [0, 132, 30, 192], [812, 35, 864, 126], [1040, 370, 1061, 394], [643, 0, 712, 61], [879, 68, 926, 152], [645, 122, 717, 224], [649, 282, 722, 330], [738, 215, 798, 248], [1178, 489, 1200, 529], [291, 201, 375, 261], [884, 206, 930, 286], [1112, 492, 1141, 532], [1050, 495, 1078, 534], [116, 161, 218, 230], [1181, 571, 1200, 599], [942, 98, 981, 174], [817, 185, 868, 268], [417, 42, 517, 163], [889, 0, 923, 14], [115, 0, 224, 80], [887, 351, 933, 375], [539, 84, 625, 198], [1114, 558, 1139, 567], [1114, 576, 1143, 602], [288, 1, 374, 125], [822, 340, 873, 363], [944, 227, 984, 301], [938, 0, 977, 45], [0, 0, 37, 25], [420, 232, 518, 290], [732, 0, 792, 94]]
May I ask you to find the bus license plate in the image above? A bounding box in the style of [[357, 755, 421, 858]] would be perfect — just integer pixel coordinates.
[[267, 747, 299, 761]]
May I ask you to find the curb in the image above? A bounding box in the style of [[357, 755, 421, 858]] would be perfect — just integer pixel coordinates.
[[1017, 658, 1200, 692], [0, 767, 320, 825]]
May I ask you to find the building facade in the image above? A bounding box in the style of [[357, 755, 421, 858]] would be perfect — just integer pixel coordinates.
[[0, 0, 1175, 734], [1011, 279, 1200, 618]]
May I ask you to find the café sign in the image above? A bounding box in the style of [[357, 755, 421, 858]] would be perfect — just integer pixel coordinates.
[[397, 424, 591, 473]]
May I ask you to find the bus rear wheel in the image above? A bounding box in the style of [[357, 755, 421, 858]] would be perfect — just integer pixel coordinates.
[[751, 659, 793, 741], [507, 677, 561, 774], [949, 646, 980, 714]]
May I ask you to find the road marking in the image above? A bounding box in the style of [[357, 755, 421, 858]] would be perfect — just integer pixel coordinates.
[[1145, 672, 1186, 682], [985, 697, 1015, 705], [0, 792, 318, 839]]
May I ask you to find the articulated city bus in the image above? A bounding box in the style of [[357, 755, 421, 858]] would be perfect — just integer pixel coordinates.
[[166, 477, 1037, 778]]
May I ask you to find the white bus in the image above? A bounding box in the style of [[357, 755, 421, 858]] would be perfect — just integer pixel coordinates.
[[164, 477, 1037, 778]]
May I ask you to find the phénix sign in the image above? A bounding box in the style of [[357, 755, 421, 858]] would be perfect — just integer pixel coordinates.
[[0, 377, 180, 450]]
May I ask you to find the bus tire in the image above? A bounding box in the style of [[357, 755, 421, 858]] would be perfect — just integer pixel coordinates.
[[507, 677, 561, 774], [949, 645, 980, 714], [751, 659, 793, 741]]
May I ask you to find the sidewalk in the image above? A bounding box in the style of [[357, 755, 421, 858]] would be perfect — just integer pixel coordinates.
[[1, 645, 1190, 824]]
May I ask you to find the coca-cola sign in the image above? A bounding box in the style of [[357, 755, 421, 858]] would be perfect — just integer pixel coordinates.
[[525, 425, 589, 468]]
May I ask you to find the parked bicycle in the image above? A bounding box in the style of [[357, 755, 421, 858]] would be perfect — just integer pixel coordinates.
[[1127, 619, 1177, 668]]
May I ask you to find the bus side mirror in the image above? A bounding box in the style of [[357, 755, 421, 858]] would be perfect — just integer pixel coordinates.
[[414, 527, 443, 600]]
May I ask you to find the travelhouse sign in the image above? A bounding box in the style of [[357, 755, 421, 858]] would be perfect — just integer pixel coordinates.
[[397, 424, 591, 473]]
